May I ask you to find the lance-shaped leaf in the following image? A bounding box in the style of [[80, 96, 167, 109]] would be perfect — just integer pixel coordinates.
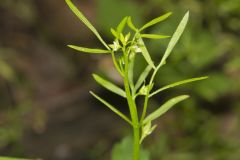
[[135, 65, 152, 91], [149, 76, 208, 97], [93, 74, 126, 98], [139, 12, 172, 32], [137, 34, 156, 69], [141, 34, 170, 39], [65, 0, 110, 50], [111, 28, 118, 38], [158, 11, 189, 67], [117, 16, 128, 34], [143, 95, 189, 124], [90, 91, 132, 125], [68, 45, 111, 54], [127, 17, 137, 31]]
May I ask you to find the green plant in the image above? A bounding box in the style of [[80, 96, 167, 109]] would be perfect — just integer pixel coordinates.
[[65, 0, 207, 159]]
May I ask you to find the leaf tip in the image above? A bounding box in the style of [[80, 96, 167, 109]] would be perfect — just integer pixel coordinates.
[[182, 95, 190, 100], [185, 11, 190, 18], [67, 45, 76, 50], [198, 76, 209, 81], [92, 73, 97, 78], [168, 12, 173, 16]]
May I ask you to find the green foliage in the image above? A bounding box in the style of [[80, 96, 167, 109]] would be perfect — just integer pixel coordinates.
[[67, 45, 110, 54], [92, 74, 126, 98], [66, 0, 206, 159], [149, 76, 208, 97], [136, 33, 156, 69], [90, 91, 131, 125], [127, 17, 138, 31], [112, 136, 150, 160], [139, 12, 172, 32], [134, 65, 152, 92], [65, 0, 109, 49], [143, 95, 189, 124], [140, 34, 170, 39], [117, 17, 128, 35], [158, 11, 189, 67]]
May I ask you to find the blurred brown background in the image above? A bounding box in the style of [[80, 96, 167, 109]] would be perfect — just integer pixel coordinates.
[[0, 0, 240, 160]]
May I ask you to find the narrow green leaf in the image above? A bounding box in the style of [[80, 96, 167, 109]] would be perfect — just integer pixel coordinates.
[[135, 65, 152, 91], [158, 11, 189, 67], [127, 17, 137, 31], [139, 12, 172, 31], [125, 32, 131, 42], [93, 74, 126, 98], [111, 28, 118, 38], [65, 0, 110, 50], [137, 33, 156, 69], [143, 95, 189, 124], [149, 76, 208, 97], [140, 34, 170, 39], [68, 45, 110, 54], [120, 33, 125, 45], [117, 16, 128, 34], [90, 91, 132, 125]]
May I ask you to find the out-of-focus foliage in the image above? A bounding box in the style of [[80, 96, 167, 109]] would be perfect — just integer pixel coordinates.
[[0, 0, 46, 152], [0, 0, 36, 24], [0, 49, 19, 147], [112, 136, 150, 160], [0, 48, 35, 155]]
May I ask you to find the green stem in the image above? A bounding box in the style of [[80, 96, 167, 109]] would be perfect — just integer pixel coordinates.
[[111, 51, 124, 77], [150, 62, 165, 84], [140, 63, 165, 122], [133, 125, 140, 160], [123, 48, 140, 160], [129, 53, 136, 96], [140, 89, 150, 122]]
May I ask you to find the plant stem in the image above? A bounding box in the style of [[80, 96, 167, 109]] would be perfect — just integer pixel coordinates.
[[140, 63, 165, 121], [133, 125, 140, 160], [140, 89, 150, 122], [123, 48, 140, 160], [111, 51, 124, 77]]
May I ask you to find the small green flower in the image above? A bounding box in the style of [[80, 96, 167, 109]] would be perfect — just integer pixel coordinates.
[[132, 45, 142, 53], [109, 40, 121, 51]]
